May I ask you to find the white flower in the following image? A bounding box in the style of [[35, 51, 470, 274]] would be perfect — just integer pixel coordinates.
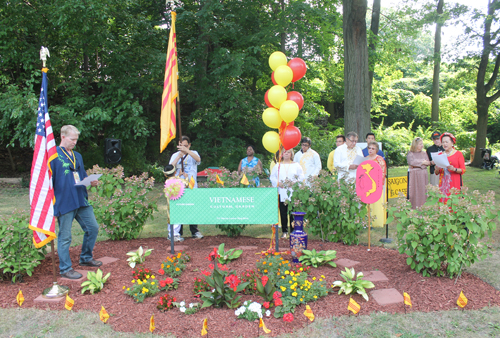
[[258, 311, 263, 318], [189, 303, 194, 308], [248, 302, 262, 313], [180, 301, 185, 307], [244, 301, 249, 306], [180, 307, 186, 313], [266, 310, 271, 317]]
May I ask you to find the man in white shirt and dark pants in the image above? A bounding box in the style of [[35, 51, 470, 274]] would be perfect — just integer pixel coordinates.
[[169, 136, 204, 241], [293, 137, 322, 184], [334, 131, 363, 181]]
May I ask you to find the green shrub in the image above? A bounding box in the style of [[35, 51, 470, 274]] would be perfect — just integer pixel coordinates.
[[388, 186, 499, 278], [0, 210, 47, 282], [288, 171, 367, 245], [87, 165, 157, 241]]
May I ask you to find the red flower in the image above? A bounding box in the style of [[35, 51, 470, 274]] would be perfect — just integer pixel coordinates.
[[207, 247, 220, 261], [274, 298, 283, 306], [159, 298, 164, 305], [263, 302, 270, 309], [165, 277, 174, 284], [224, 274, 241, 291], [201, 270, 211, 276], [208, 263, 214, 270], [273, 291, 282, 299], [159, 280, 167, 288], [261, 276, 269, 287], [158, 269, 165, 275], [139, 269, 143, 272], [283, 313, 294, 322]]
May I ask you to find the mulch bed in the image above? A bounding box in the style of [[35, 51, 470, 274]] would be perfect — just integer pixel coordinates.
[[1, 235, 500, 337]]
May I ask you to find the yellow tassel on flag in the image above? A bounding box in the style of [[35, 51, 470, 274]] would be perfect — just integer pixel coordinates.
[[259, 318, 271, 333], [348, 297, 360, 314], [457, 291, 468, 308], [16, 290, 24, 307], [303, 304, 315, 321], [216, 174, 224, 186], [403, 292, 412, 308], [149, 314, 155, 333], [240, 174, 249, 185], [201, 318, 208, 336], [65, 294, 74, 311], [100, 306, 110, 323], [189, 176, 196, 189]]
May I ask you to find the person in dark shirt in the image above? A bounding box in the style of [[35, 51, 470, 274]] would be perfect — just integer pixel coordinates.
[[426, 131, 444, 186], [52, 125, 102, 279], [362, 133, 385, 160]]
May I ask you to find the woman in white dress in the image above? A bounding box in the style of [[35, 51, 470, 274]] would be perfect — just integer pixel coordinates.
[[270, 149, 305, 238]]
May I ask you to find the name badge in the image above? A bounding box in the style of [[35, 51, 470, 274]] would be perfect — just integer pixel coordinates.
[[73, 172, 81, 184]]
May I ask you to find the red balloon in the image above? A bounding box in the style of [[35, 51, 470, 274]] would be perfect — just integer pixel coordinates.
[[265, 90, 273, 108], [287, 91, 304, 110], [271, 72, 277, 85], [288, 58, 307, 82], [280, 125, 301, 150], [279, 120, 294, 133]]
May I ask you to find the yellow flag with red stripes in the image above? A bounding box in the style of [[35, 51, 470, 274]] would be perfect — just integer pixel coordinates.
[[189, 176, 196, 189], [160, 11, 178, 153], [348, 297, 360, 314], [149, 314, 155, 333], [259, 318, 271, 333], [100, 306, 110, 323], [201, 318, 208, 336], [216, 174, 224, 186], [240, 174, 249, 185], [304, 304, 315, 321], [457, 291, 468, 308], [16, 290, 24, 307], [403, 292, 412, 308], [65, 294, 74, 310]]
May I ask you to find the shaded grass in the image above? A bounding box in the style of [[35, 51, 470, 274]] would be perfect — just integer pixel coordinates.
[[2, 306, 500, 338]]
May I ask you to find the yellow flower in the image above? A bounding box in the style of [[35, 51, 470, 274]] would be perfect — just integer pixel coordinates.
[[314, 295, 318, 299], [151, 275, 155, 279], [282, 276, 285, 279], [289, 281, 293, 284], [131, 280, 135, 283], [312, 277, 316, 280], [300, 267, 303, 271], [292, 277, 297, 281], [177, 253, 181, 258], [263, 262, 267, 265], [143, 279, 147, 283], [269, 262, 273, 266], [127, 288, 130, 291], [142, 287, 149, 293], [300, 298, 303, 301], [280, 286, 286, 291], [321, 275, 325, 279], [290, 272, 295, 276], [285, 271, 290, 275], [264, 270, 268, 273], [175, 267, 180, 271], [122, 286, 126, 289], [292, 292, 298, 297], [151, 282, 155, 285], [146, 275, 150, 279], [138, 280, 143, 285], [161, 264, 164, 268], [167, 265, 171, 268]]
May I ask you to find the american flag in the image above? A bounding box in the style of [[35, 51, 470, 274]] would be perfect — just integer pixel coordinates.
[[29, 68, 57, 248]]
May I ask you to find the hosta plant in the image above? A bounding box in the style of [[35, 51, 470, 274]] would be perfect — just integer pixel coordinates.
[[216, 243, 243, 264], [298, 249, 337, 268], [81, 269, 111, 294], [332, 267, 374, 301], [126, 246, 153, 268]]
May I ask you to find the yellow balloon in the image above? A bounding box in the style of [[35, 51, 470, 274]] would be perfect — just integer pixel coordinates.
[[262, 131, 281, 153], [262, 108, 282, 129], [279, 100, 299, 123], [269, 51, 287, 71], [274, 65, 293, 87], [268, 85, 287, 108]]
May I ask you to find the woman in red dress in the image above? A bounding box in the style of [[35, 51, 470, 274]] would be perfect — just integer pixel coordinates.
[[434, 132, 465, 201]]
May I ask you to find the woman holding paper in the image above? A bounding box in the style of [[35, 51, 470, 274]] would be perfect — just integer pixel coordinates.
[[407, 137, 431, 209], [270, 149, 304, 238], [434, 133, 465, 200], [365, 141, 387, 227]]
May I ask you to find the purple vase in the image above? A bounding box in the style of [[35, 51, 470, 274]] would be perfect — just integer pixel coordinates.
[[290, 212, 307, 263]]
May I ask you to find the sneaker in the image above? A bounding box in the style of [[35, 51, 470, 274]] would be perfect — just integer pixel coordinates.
[[192, 232, 204, 239], [281, 233, 288, 239], [61, 269, 83, 279], [79, 259, 103, 267], [173, 235, 184, 242]]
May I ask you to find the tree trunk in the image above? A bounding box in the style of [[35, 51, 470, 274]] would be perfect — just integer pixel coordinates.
[[431, 0, 444, 125], [343, 0, 371, 137], [472, 0, 500, 167], [280, 0, 286, 53], [368, 0, 380, 90]]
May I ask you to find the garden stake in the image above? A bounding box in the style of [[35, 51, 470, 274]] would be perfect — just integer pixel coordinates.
[[367, 204, 371, 251], [403, 290, 406, 314], [170, 222, 175, 254]]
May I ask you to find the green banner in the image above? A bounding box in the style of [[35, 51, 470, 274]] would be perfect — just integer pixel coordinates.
[[170, 188, 279, 224]]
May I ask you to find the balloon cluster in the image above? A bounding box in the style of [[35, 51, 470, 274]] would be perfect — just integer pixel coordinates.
[[262, 52, 307, 153]]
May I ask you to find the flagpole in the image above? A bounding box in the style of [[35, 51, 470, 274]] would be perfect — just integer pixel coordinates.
[[37, 46, 69, 298]]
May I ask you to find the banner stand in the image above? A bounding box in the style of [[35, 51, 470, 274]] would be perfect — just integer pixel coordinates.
[[380, 174, 392, 243]]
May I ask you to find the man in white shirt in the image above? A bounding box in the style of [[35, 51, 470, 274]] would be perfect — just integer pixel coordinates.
[[334, 131, 363, 181], [169, 136, 203, 241], [293, 137, 322, 183]]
